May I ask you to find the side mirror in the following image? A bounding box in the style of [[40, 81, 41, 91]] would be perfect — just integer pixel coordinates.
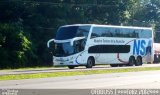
[[47, 39, 55, 48]]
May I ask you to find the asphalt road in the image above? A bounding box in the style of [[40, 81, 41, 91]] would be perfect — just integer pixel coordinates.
[[1, 64, 160, 75], [1, 70, 160, 95], [1, 70, 160, 89]]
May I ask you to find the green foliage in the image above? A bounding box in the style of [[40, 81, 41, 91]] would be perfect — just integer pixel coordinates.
[[0, 23, 34, 69]]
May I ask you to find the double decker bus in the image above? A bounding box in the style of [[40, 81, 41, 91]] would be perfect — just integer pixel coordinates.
[[47, 24, 154, 69]]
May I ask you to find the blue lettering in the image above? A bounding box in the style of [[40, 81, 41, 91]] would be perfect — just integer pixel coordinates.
[[146, 40, 152, 55], [133, 40, 140, 55], [140, 40, 146, 55], [133, 40, 147, 55]]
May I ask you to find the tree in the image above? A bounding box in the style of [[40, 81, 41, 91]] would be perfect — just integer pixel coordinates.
[[0, 22, 33, 68]]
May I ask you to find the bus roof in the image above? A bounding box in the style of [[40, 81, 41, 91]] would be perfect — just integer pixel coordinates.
[[61, 24, 152, 30]]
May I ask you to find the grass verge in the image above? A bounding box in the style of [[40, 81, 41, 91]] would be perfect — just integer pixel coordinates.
[[0, 66, 67, 71], [0, 67, 160, 81]]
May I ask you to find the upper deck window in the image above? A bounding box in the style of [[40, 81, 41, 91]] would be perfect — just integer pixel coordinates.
[[91, 26, 152, 38]]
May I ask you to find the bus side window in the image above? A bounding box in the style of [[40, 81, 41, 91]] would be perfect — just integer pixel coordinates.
[[74, 39, 86, 53], [134, 29, 139, 38], [114, 28, 120, 37], [91, 27, 100, 38], [145, 30, 152, 38], [103, 28, 113, 37], [139, 29, 152, 38], [110, 28, 116, 37], [91, 33, 99, 38]]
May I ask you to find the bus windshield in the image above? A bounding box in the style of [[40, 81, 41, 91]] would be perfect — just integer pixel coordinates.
[[54, 42, 74, 57], [54, 39, 85, 57], [55, 25, 91, 40]]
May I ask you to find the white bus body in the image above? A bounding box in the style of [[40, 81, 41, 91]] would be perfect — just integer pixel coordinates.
[[47, 24, 154, 69]]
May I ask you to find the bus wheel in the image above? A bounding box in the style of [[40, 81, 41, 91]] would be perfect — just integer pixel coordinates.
[[110, 64, 118, 67], [118, 64, 124, 67], [128, 56, 135, 66], [86, 57, 94, 68], [68, 66, 75, 69], [135, 56, 142, 66]]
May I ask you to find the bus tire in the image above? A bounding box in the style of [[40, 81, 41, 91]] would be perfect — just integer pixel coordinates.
[[135, 56, 142, 66], [128, 56, 135, 66], [110, 64, 119, 67], [68, 66, 75, 69], [86, 57, 94, 68], [118, 64, 124, 67]]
